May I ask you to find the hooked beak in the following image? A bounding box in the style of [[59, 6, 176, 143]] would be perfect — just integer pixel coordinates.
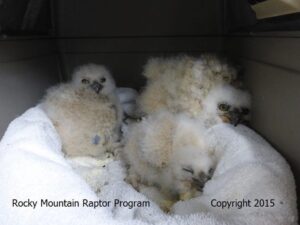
[[228, 110, 242, 127], [90, 81, 103, 94], [192, 173, 211, 192], [192, 178, 205, 191]]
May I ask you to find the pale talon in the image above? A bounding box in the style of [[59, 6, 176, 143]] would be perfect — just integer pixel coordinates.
[[179, 192, 193, 201], [160, 200, 175, 212]]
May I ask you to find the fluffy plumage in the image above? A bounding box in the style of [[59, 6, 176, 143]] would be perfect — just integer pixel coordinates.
[[41, 63, 122, 157], [138, 54, 238, 118], [200, 84, 251, 128], [123, 111, 216, 202]]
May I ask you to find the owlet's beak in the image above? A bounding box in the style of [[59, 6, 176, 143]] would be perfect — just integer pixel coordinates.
[[192, 172, 211, 192], [228, 110, 242, 126], [220, 109, 243, 127], [90, 81, 103, 94]]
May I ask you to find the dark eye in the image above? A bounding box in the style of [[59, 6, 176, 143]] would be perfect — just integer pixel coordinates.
[[218, 103, 230, 112], [183, 167, 194, 174], [241, 107, 250, 115], [100, 77, 106, 83], [81, 79, 89, 84], [223, 76, 230, 82]]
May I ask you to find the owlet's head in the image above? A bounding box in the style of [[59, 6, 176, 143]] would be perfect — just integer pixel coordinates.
[[72, 64, 116, 96], [203, 84, 251, 126]]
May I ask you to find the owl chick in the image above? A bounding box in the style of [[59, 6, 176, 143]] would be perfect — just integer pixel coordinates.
[[41, 63, 122, 158], [123, 111, 216, 202], [201, 84, 251, 128], [138, 54, 238, 118]]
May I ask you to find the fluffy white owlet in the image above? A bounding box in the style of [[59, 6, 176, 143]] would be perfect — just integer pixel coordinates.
[[123, 111, 216, 202], [200, 83, 251, 128], [138, 54, 238, 118], [41, 63, 123, 158]]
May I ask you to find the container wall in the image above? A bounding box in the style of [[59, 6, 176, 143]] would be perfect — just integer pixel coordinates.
[[0, 39, 61, 137], [225, 34, 300, 204], [57, 37, 224, 89], [54, 0, 225, 87], [55, 0, 224, 37]]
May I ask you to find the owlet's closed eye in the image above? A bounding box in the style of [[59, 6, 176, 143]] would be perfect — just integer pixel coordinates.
[[208, 168, 215, 179], [183, 167, 194, 174]]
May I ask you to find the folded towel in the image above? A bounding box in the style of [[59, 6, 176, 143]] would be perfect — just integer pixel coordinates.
[[0, 106, 297, 225]]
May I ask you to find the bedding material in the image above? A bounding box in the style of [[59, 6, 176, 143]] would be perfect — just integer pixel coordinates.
[[0, 105, 297, 225]]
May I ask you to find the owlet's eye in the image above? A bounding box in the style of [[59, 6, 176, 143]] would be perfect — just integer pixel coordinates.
[[223, 76, 230, 82], [241, 107, 250, 115], [81, 79, 90, 84], [218, 103, 230, 112], [208, 168, 214, 176], [183, 167, 194, 174], [100, 77, 106, 83]]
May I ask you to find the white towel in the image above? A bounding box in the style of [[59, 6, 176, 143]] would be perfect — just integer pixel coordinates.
[[172, 124, 298, 225], [0, 107, 297, 225]]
